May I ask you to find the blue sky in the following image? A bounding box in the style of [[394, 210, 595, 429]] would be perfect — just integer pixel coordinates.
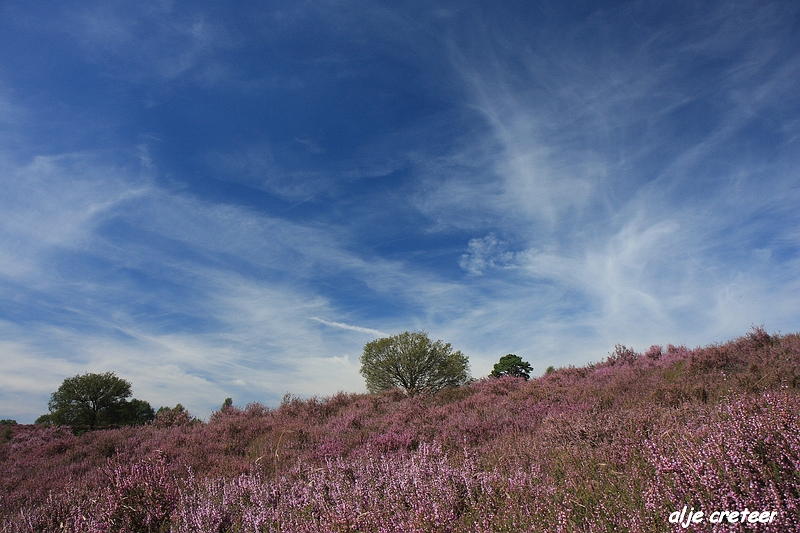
[[2, 0, 799, 423]]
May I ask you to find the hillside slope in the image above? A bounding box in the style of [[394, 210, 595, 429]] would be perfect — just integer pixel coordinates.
[[2, 328, 799, 532]]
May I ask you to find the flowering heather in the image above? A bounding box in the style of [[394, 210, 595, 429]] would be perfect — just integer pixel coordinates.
[[2, 328, 799, 532]]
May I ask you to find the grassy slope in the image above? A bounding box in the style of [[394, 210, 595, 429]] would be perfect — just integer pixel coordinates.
[[1, 328, 799, 532]]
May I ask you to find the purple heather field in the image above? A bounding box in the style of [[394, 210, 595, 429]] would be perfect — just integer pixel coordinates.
[[2, 328, 799, 532]]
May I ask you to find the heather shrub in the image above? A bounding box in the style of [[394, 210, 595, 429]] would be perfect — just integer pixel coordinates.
[[3, 329, 800, 532], [94, 457, 181, 532], [152, 404, 197, 429], [646, 392, 800, 532]]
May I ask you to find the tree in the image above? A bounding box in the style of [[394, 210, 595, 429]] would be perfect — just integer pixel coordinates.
[[118, 398, 156, 426], [34, 413, 54, 425], [360, 331, 471, 395], [153, 403, 196, 428], [42, 372, 153, 430], [490, 354, 533, 380], [1, 420, 16, 441]]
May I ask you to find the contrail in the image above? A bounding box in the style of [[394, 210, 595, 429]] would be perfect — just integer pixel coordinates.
[[309, 317, 388, 338]]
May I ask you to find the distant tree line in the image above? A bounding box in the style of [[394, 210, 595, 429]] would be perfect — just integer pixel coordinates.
[[35, 372, 200, 433], [33, 340, 533, 433], [359, 330, 534, 396], [35, 372, 153, 430]]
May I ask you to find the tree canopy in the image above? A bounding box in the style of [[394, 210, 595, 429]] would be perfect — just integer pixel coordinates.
[[153, 403, 196, 428], [360, 331, 471, 395], [39, 372, 154, 430], [490, 354, 533, 380]]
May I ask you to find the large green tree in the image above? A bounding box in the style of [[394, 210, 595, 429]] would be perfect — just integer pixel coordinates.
[[360, 331, 471, 395], [41, 372, 154, 430], [490, 354, 533, 380]]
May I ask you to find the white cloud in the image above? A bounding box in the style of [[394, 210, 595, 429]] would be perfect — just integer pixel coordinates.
[[71, 3, 235, 84], [309, 317, 388, 338], [0, 153, 150, 281], [0, 149, 446, 420], [459, 234, 521, 275], [2, 1, 799, 422]]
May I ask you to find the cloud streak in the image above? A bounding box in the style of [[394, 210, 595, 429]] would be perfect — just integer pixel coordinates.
[[309, 317, 388, 338]]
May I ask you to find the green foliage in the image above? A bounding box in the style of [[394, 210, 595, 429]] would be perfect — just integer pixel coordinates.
[[0, 419, 17, 425], [490, 354, 533, 380], [221, 397, 233, 410], [34, 414, 54, 425], [154, 403, 196, 428], [119, 398, 156, 426], [42, 372, 153, 430], [360, 331, 471, 395]]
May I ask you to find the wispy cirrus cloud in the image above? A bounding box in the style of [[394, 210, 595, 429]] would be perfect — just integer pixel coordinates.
[[0, 151, 354, 421], [71, 2, 235, 84], [309, 317, 388, 338], [0, 153, 150, 281], [0, 146, 454, 421], [1, 0, 799, 423], [410, 0, 800, 363]]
